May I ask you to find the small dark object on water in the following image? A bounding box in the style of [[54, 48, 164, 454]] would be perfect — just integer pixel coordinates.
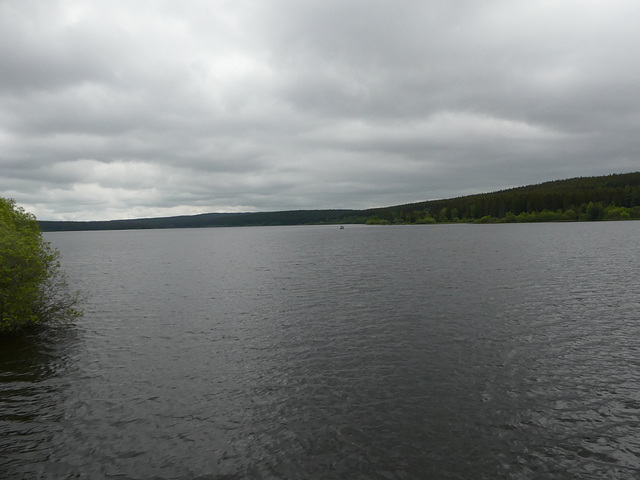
[[340, 225, 345, 229]]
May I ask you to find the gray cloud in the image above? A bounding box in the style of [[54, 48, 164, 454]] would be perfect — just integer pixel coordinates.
[[1, 0, 639, 220]]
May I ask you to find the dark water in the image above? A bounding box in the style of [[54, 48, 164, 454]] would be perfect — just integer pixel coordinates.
[[2, 223, 640, 479]]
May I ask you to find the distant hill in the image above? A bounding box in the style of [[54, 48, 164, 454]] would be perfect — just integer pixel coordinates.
[[362, 171, 640, 224], [38, 209, 362, 231], [38, 172, 640, 231]]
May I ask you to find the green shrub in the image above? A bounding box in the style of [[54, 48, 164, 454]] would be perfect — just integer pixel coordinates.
[[0, 198, 81, 334], [605, 206, 631, 220], [415, 215, 436, 224]]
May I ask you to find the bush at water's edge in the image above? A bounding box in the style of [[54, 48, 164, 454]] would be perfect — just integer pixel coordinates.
[[0, 197, 82, 335]]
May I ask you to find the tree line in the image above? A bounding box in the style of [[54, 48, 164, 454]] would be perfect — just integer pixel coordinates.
[[361, 172, 640, 224], [37, 172, 640, 231], [38, 209, 361, 231]]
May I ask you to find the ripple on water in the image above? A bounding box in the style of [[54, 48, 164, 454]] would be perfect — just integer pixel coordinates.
[[2, 223, 640, 479]]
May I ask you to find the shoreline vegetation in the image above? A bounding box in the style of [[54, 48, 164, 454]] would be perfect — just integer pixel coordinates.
[[0, 198, 82, 334], [38, 172, 640, 231]]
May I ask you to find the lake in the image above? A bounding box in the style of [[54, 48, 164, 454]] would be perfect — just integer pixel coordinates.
[[2, 222, 640, 479]]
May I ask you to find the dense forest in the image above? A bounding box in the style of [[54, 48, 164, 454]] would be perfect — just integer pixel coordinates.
[[38, 172, 640, 231], [362, 171, 640, 225]]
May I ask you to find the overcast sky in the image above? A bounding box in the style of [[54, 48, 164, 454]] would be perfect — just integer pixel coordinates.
[[2, 0, 640, 220]]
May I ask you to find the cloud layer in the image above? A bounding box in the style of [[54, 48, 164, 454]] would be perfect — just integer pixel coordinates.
[[2, 0, 639, 220]]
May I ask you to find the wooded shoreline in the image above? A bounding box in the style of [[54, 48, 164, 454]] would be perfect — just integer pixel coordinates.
[[39, 172, 640, 231]]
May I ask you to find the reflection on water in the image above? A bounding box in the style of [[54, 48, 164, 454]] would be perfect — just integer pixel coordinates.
[[0, 327, 80, 382], [0, 326, 81, 477], [1, 223, 640, 479]]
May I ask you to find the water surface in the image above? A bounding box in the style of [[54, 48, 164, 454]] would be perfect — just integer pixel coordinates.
[[2, 223, 640, 479]]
